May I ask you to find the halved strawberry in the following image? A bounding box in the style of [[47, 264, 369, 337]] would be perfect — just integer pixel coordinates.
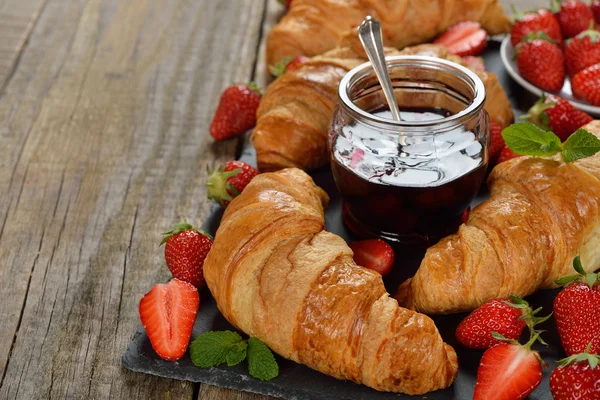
[[434, 21, 487, 57], [139, 279, 200, 361], [349, 239, 395, 276]]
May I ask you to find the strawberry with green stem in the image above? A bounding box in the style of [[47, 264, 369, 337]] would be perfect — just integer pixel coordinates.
[[207, 160, 258, 207], [210, 83, 262, 141], [553, 255, 600, 355], [269, 55, 310, 76], [565, 22, 600, 77], [523, 94, 593, 141], [515, 32, 565, 93], [510, 6, 563, 47], [550, 343, 600, 399]]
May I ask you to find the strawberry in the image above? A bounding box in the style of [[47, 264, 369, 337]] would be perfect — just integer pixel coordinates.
[[456, 297, 533, 349], [473, 334, 545, 400], [497, 146, 522, 163], [525, 94, 593, 141], [139, 279, 200, 361], [433, 21, 487, 57], [555, 0, 595, 39], [572, 63, 600, 106], [516, 32, 565, 92], [489, 121, 505, 164], [510, 7, 563, 47], [207, 160, 258, 207], [593, 0, 600, 23], [348, 239, 395, 276], [565, 26, 600, 76], [278, 0, 292, 10], [269, 55, 310, 77], [209, 83, 262, 141], [550, 346, 600, 400], [553, 256, 600, 355], [161, 223, 213, 288], [461, 56, 486, 72]]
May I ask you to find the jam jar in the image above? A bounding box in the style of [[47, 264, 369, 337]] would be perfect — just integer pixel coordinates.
[[329, 56, 490, 248]]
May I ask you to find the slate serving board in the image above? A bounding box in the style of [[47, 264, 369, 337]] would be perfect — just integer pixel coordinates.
[[122, 42, 558, 399]]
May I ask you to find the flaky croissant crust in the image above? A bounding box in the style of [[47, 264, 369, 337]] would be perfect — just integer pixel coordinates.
[[266, 0, 510, 67], [396, 121, 600, 315], [203, 168, 458, 395]]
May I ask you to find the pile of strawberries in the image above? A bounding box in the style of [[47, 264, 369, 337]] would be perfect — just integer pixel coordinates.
[[456, 256, 600, 399], [512, 0, 600, 106]]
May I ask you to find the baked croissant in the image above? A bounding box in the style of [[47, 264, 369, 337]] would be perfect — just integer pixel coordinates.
[[203, 168, 458, 395], [253, 44, 514, 171], [266, 0, 510, 67], [395, 121, 600, 315]]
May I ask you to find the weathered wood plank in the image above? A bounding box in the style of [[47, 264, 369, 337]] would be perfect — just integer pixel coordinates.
[[0, 0, 266, 398], [0, 0, 49, 91]]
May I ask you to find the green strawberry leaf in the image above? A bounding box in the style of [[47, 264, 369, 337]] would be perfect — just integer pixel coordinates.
[[561, 128, 600, 163], [501, 123, 563, 157], [247, 337, 279, 381], [190, 331, 245, 368]]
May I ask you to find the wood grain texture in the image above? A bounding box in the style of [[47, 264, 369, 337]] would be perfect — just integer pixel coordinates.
[[0, 0, 266, 398]]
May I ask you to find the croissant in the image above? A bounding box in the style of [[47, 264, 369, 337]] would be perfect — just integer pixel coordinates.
[[395, 121, 600, 315], [203, 168, 458, 395], [266, 0, 510, 67], [253, 44, 514, 171]]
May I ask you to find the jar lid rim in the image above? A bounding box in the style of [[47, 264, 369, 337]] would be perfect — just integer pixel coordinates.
[[337, 55, 487, 131]]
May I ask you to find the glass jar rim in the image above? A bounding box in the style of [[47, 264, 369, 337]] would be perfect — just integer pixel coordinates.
[[337, 55, 486, 132]]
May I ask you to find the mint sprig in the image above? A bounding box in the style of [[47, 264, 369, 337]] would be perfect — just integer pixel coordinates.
[[189, 331, 278, 381], [501, 123, 600, 163]]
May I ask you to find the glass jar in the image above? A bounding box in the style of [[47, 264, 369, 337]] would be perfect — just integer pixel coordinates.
[[329, 56, 489, 248]]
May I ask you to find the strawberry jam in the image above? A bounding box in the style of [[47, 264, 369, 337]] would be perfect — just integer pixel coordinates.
[[330, 107, 487, 248]]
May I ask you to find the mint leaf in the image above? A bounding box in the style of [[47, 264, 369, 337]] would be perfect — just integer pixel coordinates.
[[247, 337, 278, 381], [225, 341, 248, 366], [561, 128, 600, 163], [190, 331, 244, 368], [501, 122, 563, 156]]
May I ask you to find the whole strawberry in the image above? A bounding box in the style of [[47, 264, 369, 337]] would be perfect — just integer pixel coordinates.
[[550, 346, 600, 400], [554, 256, 600, 355], [207, 160, 258, 207], [555, 0, 595, 39], [497, 146, 521, 163], [516, 32, 565, 92], [572, 63, 600, 106], [565, 27, 600, 76], [489, 121, 505, 164], [269, 55, 310, 77], [525, 94, 593, 141], [456, 297, 533, 349], [210, 83, 262, 141], [161, 223, 213, 288], [510, 7, 563, 47]]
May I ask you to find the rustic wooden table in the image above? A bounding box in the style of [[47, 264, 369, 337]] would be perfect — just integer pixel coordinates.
[[0, 0, 544, 399]]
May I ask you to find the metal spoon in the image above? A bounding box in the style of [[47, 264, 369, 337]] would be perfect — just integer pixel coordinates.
[[357, 16, 403, 121]]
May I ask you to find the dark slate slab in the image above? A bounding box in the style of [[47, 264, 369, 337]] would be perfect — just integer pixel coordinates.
[[122, 42, 558, 399]]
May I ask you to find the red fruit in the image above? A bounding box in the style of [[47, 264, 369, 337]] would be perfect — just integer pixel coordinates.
[[269, 55, 310, 76], [489, 121, 504, 164], [556, 0, 595, 39], [550, 350, 600, 400], [207, 160, 258, 207], [210, 83, 262, 141], [278, 0, 293, 10], [526, 94, 593, 141], [162, 223, 213, 288], [497, 146, 521, 163], [572, 63, 600, 106], [474, 343, 543, 400], [516, 32, 565, 92], [456, 297, 529, 349], [553, 257, 600, 355], [349, 239, 395, 276], [593, 0, 600, 23], [139, 279, 200, 361], [565, 28, 600, 76], [434, 21, 487, 57], [462, 56, 486, 72], [510, 8, 563, 47]]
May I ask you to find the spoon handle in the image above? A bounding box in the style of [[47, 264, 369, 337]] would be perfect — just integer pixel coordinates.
[[357, 16, 402, 121]]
